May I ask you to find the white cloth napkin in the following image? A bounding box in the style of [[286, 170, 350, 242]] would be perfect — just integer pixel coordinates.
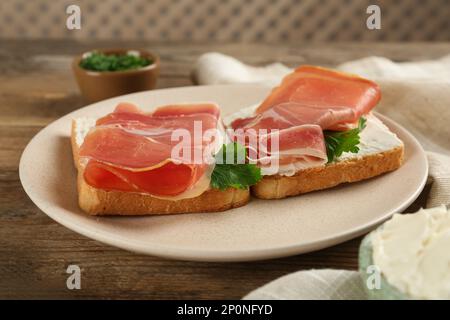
[[195, 52, 291, 86], [194, 53, 450, 299], [195, 53, 450, 84], [243, 270, 365, 300]]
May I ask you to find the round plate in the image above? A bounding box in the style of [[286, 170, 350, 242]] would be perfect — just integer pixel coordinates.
[[20, 84, 428, 262]]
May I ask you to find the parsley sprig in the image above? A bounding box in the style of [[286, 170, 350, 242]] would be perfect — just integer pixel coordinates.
[[324, 117, 366, 163], [211, 143, 262, 190]]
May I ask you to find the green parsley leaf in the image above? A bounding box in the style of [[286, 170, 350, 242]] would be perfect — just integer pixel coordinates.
[[324, 117, 366, 163], [211, 143, 262, 190], [80, 52, 152, 72]]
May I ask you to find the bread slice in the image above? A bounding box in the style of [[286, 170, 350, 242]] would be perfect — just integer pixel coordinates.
[[71, 119, 249, 215], [251, 115, 404, 199], [252, 146, 403, 199]]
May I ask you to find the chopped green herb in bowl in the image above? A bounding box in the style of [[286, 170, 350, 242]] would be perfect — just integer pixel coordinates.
[[72, 48, 160, 102], [80, 52, 153, 72]]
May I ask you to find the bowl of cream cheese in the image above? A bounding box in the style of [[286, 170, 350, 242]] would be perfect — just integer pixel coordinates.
[[359, 205, 450, 300]]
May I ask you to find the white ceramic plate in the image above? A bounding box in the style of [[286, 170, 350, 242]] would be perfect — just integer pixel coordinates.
[[20, 84, 428, 262]]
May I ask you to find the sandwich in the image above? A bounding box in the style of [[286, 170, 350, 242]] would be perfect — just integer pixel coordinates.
[[71, 102, 261, 215], [226, 65, 404, 199]]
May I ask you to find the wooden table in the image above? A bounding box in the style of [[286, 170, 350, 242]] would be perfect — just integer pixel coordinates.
[[1, 40, 447, 299]]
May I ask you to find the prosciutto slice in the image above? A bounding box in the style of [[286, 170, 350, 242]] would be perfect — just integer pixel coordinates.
[[255, 65, 380, 130], [230, 66, 381, 173], [231, 102, 357, 132], [79, 103, 221, 197], [232, 122, 327, 174]]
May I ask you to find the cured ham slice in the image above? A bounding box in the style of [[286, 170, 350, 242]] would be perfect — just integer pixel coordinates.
[[255, 65, 380, 130], [96, 103, 219, 134], [151, 103, 221, 118], [79, 103, 221, 197], [231, 66, 380, 173], [84, 160, 200, 196], [233, 124, 327, 174], [231, 103, 357, 132]]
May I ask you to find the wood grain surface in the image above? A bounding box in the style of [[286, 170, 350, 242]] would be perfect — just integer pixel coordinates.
[[0, 40, 444, 299]]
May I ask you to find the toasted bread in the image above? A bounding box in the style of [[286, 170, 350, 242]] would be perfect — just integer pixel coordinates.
[[71, 119, 249, 215], [252, 146, 404, 199]]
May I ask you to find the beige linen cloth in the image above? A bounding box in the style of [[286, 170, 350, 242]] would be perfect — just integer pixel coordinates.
[[194, 53, 450, 299]]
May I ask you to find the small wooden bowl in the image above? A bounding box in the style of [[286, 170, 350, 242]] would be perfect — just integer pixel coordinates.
[[72, 49, 160, 103]]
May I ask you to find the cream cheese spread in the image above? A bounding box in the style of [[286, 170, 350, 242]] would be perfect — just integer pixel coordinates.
[[372, 206, 450, 299]]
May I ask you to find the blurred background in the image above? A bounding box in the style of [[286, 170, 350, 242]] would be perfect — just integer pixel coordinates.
[[1, 0, 449, 42]]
